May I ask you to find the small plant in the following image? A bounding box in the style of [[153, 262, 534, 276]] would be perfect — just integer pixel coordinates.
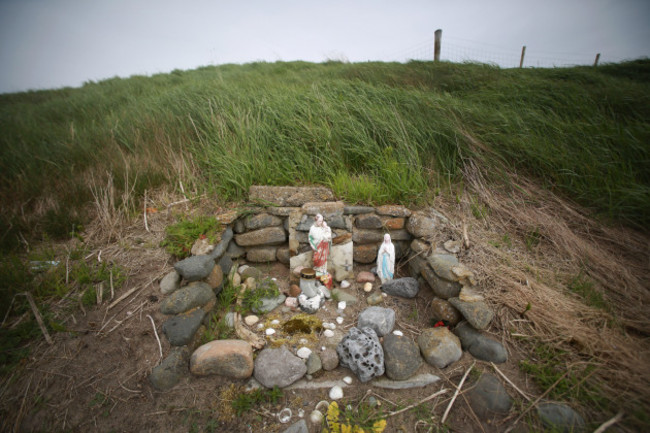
[[525, 227, 542, 250], [568, 272, 610, 312], [241, 278, 280, 312], [160, 215, 221, 258], [200, 313, 235, 344], [231, 386, 283, 416], [324, 401, 387, 433]]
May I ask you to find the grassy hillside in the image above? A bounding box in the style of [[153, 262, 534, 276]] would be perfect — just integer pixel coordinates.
[[1, 60, 649, 250]]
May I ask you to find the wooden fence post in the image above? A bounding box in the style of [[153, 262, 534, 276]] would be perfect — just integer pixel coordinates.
[[434, 29, 442, 62], [594, 53, 601, 67], [519, 46, 526, 68]]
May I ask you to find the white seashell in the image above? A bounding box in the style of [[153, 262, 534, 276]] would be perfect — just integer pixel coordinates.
[[257, 323, 264, 329], [340, 280, 350, 289], [336, 316, 344, 324], [278, 408, 292, 423], [343, 376, 353, 385], [329, 385, 344, 400], [323, 330, 335, 338], [271, 319, 280, 325], [298, 409, 305, 418], [310, 410, 323, 424], [265, 328, 276, 336], [393, 330, 404, 336]]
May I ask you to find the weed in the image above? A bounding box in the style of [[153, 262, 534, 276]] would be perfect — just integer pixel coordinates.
[[241, 277, 280, 313], [200, 313, 235, 344], [568, 272, 610, 312], [231, 386, 283, 416], [324, 401, 386, 433], [525, 227, 542, 250], [160, 216, 222, 258]]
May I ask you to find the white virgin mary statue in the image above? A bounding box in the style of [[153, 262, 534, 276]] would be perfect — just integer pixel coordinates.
[[377, 233, 395, 284]]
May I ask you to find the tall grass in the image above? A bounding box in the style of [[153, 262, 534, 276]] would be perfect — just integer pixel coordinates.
[[1, 60, 648, 250]]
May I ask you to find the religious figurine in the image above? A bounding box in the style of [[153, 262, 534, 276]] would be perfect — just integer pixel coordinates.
[[376, 233, 395, 284], [308, 213, 333, 288]]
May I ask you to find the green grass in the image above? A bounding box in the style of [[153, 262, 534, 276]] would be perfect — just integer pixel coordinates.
[[231, 386, 283, 416], [160, 215, 222, 258], [1, 60, 649, 251]]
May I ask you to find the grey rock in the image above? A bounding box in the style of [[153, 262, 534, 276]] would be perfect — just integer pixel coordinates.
[[276, 247, 290, 264], [372, 373, 440, 389], [234, 219, 245, 234], [417, 327, 462, 368], [149, 346, 190, 391], [454, 321, 508, 363], [409, 256, 428, 279], [252, 294, 287, 314], [393, 241, 410, 259], [430, 298, 462, 325], [355, 214, 383, 229], [327, 215, 350, 230], [383, 333, 422, 380], [224, 312, 236, 328], [388, 230, 413, 241], [367, 292, 383, 305], [218, 254, 234, 276], [266, 206, 301, 217], [421, 266, 461, 299], [331, 289, 358, 304], [306, 353, 323, 375], [162, 308, 206, 346], [226, 241, 246, 258], [375, 205, 411, 217], [329, 242, 354, 282], [448, 297, 494, 330], [357, 306, 395, 337], [320, 348, 339, 371], [344, 206, 375, 215], [173, 255, 216, 282], [234, 226, 286, 247], [254, 346, 307, 388], [244, 213, 282, 230], [337, 327, 384, 383], [467, 374, 513, 420], [160, 282, 216, 315], [301, 201, 345, 219], [295, 215, 315, 232], [240, 266, 263, 280], [281, 419, 309, 433], [247, 246, 278, 262], [406, 211, 444, 237], [381, 277, 419, 298], [427, 254, 459, 282], [537, 402, 586, 433], [352, 229, 384, 244], [160, 271, 181, 295], [209, 227, 233, 260], [410, 239, 430, 255]]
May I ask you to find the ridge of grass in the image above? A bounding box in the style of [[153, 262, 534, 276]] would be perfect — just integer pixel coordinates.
[[1, 59, 649, 251]]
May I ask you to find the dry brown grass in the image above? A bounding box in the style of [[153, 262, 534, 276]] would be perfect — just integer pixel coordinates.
[[436, 157, 650, 430]]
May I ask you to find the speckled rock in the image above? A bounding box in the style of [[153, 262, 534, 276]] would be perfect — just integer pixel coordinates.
[[149, 346, 190, 391], [448, 297, 494, 330], [375, 205, 411, 217], [234, 226, 286, 247], [430, 298, 462, 325], [421, 266, 462, 299], [354, 244, 378, 263], [205, 264, 223, 292], [246, 246, 278, 262], [381, 277, 419, 298], [357, 306, 395, 337], [337, 327, 384, 383], [244, 213, 283, 230]]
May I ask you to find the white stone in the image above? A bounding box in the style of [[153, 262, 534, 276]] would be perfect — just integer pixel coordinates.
[[298, 409, 305, 418], [290, 251, 313, 272], [266, 328, 276, 336], [329, 385, 344, 400], [393, 330, 404, 336], [321, 346, 326, 351], [271, 319, 280, 325], [340, 280, 351, 289], [297, 347, 312, 359], [323, 330, 335, 338], [310, 410, 323, 424], [363, 282, 373, 292], [244, 315, 259, 326], [257, 323, 264, 330], [338, 301, 347, 310], [336, 317, 344, 324], [323, 322, 336, 330], [343, 376, 353, 385], [300, 338, 309, 345], [232, 272, 241, 287]]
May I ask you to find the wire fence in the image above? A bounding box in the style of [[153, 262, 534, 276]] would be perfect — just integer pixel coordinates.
[[381, 34, 600, 68]]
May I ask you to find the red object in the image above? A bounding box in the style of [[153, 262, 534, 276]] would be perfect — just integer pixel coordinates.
[[313, 240, 329, 268], [433, 321, 445, 328]]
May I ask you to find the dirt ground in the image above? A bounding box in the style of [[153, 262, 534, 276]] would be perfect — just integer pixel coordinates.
[[1, 189, 648, 433]]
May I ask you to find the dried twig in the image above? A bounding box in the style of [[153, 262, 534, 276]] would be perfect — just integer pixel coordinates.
[[1, 293, 18, 327], [146, 314, 163, 361], [593, 411, 624, 433], [23, 292, 53, 345], [107, 284, 142, 311], [110, 270, 114, 300], [490, 362, 531, 401], [13, 374, 33, 433], [462, 218, 470, 249], [143, 189, 150, 232], [441, 362, 474, 424], [386, 388, 448, 418]]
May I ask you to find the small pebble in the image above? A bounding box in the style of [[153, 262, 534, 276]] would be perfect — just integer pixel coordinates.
[[338, 301, 346, 310], [329, 385, 343, 400], [298, 409, 305, 418], [266, 328, 276, 336], [382, 293, 388, 297], [244, 315, 259, 326], [336, 316, 344, 324], [321, 346, 326, 351], [297, 347, 312, 359], [323, 330, 335, 338], [271, 319, 280, 325], [343, 376, 353, 385], [368, 396, 378, 408], [257, 323, 264, 330], [323, 322, 336, 330], [340, 280, 350, 289], [363, 282, 372, 292], [310, 410, 323, 424], [300, 338, 309, 345]]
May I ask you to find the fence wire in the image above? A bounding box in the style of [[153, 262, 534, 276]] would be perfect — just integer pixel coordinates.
[[381, 35, 600, 68]]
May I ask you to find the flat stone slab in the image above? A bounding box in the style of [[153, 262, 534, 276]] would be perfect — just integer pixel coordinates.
[[173, 255, 216, 282], [249, 185, 335, 206], [162, 307, 206, 346], [160, 282, 216, 315], [371, 373, 440, 389], [285, 379, 349, 390], [235, 226, 286, 247]]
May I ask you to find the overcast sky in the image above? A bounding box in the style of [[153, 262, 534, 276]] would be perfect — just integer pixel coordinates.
[[1, 0, 648, 94]]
